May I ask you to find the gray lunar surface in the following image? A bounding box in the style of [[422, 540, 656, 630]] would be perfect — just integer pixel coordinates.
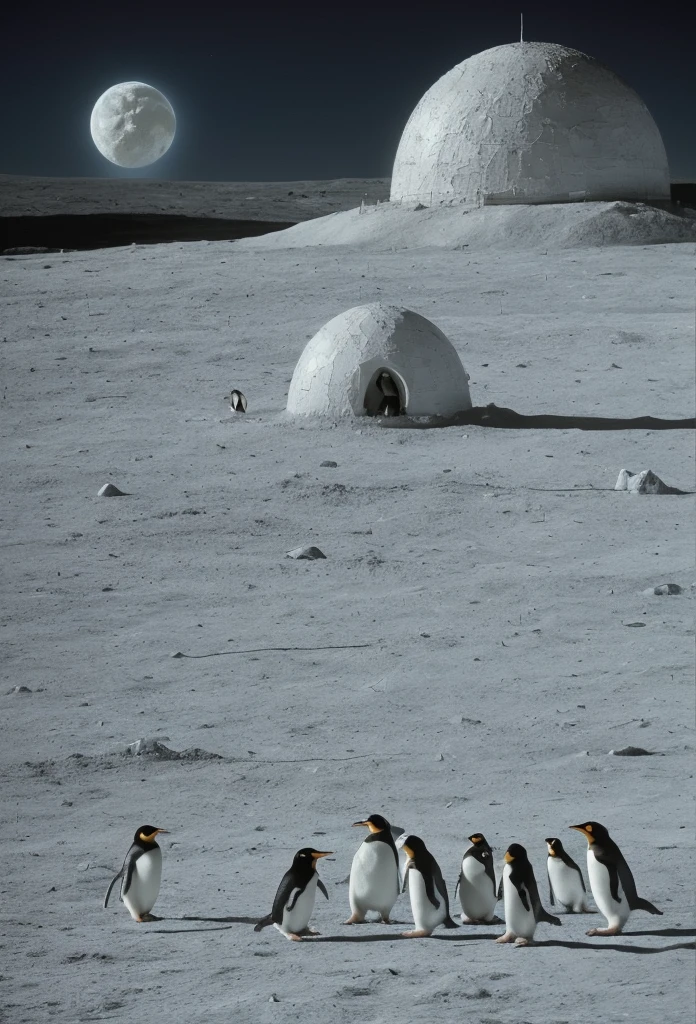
[[1, 202, 694, 1024]]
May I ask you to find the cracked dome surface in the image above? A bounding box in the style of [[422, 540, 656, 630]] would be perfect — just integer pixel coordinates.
[[390, 42, 670, 205], [286, 303, 471, 418]]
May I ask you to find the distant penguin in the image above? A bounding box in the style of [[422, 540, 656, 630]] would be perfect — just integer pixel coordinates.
[[569, 822, 662, 936], [497, 843, 561, 946], [376, 372, 402, 417], [254, 847, 332, 941], [104, 825, 169, 922], [227, 389, 247, 413], [401, 835, 458, 937], [546, 837, 590, 913], [345, 814, 400, 924], [455, 832, 500, 924]]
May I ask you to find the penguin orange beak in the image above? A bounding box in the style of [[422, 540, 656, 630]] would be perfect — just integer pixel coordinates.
[[569, 825, 587, 834], [352, 820, 368, 827], [311, 851, 333, 859], [154, 829, 170, 835]]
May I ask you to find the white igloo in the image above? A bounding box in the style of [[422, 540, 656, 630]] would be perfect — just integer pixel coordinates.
[[286, 303, 472, 418], [390, 42, 670, 206]]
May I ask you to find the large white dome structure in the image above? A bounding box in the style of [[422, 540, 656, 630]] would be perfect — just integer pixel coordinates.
[[287, 303, 472, 418], [390, 42, 670, 206]]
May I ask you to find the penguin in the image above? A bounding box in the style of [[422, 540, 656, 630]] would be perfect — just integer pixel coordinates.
[[496, 843, 561, 945], [454, 832, 501, 924], [569, 822, 662, 936], [401, 835, 459, 937], [345, 814, 400, 924], [103, 825, 169, 922], [375, 372, 402, 417], [546, 837, 590, 913], [226, 389, 247, 413], [254, 848, 332, 941]]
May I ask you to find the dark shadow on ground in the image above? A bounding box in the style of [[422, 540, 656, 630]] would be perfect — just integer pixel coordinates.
[[179, 915, 260, 925], [382, 403, 696, 437], [621, 928, 696, 937], [151, 925, 235, 934], [534, 939, 695, 954], [312, 931, 500, 943]]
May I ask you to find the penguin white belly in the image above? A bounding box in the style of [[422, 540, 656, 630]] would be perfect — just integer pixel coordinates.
[[122, 848, 162, 920], [587, 850, 630, 928], [276, 875, 317, 936], [548, 858, 587, 912], [502, 866, 536, 940], [460, 857, 497, 921], [349, 842, 399, 916], [408, 869, 445, 933]]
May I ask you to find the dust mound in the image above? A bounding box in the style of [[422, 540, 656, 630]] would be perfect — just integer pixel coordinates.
[[236, 200, 696, 252]]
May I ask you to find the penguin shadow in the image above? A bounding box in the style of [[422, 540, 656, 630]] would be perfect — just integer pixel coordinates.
[[149, 914, 260, 934], [312, 931, 502, 944], [622, 927, 696, 938], [534, 938, 696, 955]]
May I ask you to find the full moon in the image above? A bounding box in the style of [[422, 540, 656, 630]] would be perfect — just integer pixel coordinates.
[[90, 81, 176, 168]]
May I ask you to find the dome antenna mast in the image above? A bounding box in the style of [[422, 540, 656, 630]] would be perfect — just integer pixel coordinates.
[[520, 12, 524, 42]]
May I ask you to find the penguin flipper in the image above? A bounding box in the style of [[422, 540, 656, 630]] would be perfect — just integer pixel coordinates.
[[317, 878, 329, 901], [482, 852, 497, 894], [616, 857, 661, 913], [574, 863, 587, 893], [497, 875, 504, 902], [453, 875, 460, 900], [547, 867, 555, 907], [103, 869, 123, 909], [423, 866, 441, 910], [631, 897, 663, 915], [254, 914, 273, 932], [526, 868, 559, 925], [401, 860, 412, 894], [435, 871, 457, 925]]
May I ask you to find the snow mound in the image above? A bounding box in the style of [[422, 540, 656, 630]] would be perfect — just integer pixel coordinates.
[[236, 201, 696, 252]]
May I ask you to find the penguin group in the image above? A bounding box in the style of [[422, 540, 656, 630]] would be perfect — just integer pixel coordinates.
[[105, 816, 662, 946]]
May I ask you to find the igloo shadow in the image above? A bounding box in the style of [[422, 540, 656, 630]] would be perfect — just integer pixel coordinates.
[[287, 303, 471, 419]]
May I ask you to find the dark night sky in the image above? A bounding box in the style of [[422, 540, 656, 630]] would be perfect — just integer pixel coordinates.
[[4, 0, 694, 181]]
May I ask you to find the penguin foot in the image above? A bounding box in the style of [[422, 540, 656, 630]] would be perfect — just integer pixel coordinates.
[[343, 914, 366, 925], [586, 925, 622, 936], [287, 933, 304, 941], [380, 916, 394, 925], [401, 929, 432, 938], [514, 937, 532, 947], [495, 932, 516, 944], [135, 913, 161, 922], [299, 927, 321, 936]]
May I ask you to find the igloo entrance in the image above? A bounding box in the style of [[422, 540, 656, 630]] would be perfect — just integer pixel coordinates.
[[363, 368, 407, 417]]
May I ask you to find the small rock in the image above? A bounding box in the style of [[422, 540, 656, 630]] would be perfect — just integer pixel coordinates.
[[320, 460, 338, 468], [268, 995, 279, 1003], [61, 800, 73, 806], [7, 685, 32, 694], [650, 583, 683, 596], [286, 545, 326, 560], [614, 469, 683, 494], [98, 483, 128, 497], [609, 746, 657, 756]]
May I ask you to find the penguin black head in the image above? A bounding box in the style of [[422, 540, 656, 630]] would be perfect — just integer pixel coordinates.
[[134, 826, 169, 846], [569, 821, 609, 845], [546, 837, 563, 856], [293, 848, 332, 867], [401, 834, 427, 860], [504, 843, 528, 864], [353, 813, 390, 833], [468, 833, 489, 847]]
